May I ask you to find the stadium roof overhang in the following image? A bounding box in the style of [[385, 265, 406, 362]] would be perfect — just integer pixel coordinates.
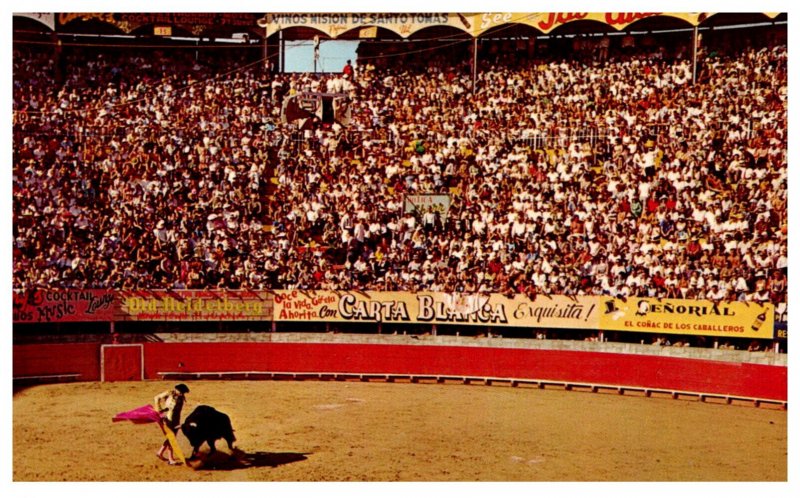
[[14, 12, 785, 40]]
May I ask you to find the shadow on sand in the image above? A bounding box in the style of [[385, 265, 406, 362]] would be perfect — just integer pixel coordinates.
[[188, 449, 309, 471]]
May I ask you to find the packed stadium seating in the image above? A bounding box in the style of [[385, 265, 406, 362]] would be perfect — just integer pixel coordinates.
[[12, 34, 787, 306]]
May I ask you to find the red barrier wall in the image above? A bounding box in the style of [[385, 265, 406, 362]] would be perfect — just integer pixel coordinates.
[[12, 342, 786, 401], [142, 343, 787, 401], [13, 343, 101, 381]]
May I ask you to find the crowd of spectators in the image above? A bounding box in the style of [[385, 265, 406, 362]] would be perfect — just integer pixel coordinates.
[[12, 33, 787, 306]]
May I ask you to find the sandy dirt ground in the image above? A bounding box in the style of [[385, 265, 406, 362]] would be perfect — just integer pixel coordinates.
[[12, 379, 786, 482]]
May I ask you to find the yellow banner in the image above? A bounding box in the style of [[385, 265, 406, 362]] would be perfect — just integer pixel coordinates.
[[600, 297, 774, 339], [273, 291, 599, 329], [118, 290, 273, 321]]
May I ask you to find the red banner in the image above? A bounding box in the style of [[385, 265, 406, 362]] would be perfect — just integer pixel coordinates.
[[12, 289, 274, 322], [12, 289, 115, 323]]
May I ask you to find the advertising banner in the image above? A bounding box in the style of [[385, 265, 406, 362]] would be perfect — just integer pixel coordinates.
[[404, 194, 451, 221], [474, 12, 701, 35], [774, 302, 787, 339], [272, 290, 599, 329], [600, 297, 775, 339], [11, 288, 778, 339], [56, 13, 262, 35], [260, 12, 757, 39], [263, 13, 457, 38], [774, 322, 787, 340], [12, 289, 115, 323], [116, 290, 273, 321]]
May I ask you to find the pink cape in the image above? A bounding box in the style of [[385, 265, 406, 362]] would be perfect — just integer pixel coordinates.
[[112, 404, 161, 424]]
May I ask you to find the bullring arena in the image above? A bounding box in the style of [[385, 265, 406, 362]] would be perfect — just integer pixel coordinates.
[[11, 334, 789, 483], [9, 9, 790, 490], [12, 375, 789, 482]]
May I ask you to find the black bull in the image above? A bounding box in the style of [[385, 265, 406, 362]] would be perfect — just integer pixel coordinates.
[[180, 405, 236, 459]]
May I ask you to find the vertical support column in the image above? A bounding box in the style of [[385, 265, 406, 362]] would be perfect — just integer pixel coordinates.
[[692, 25, 699, 84], [279, 29, 284, 73], [472, 37, 478, 90], [259, 14, 272, 72]]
